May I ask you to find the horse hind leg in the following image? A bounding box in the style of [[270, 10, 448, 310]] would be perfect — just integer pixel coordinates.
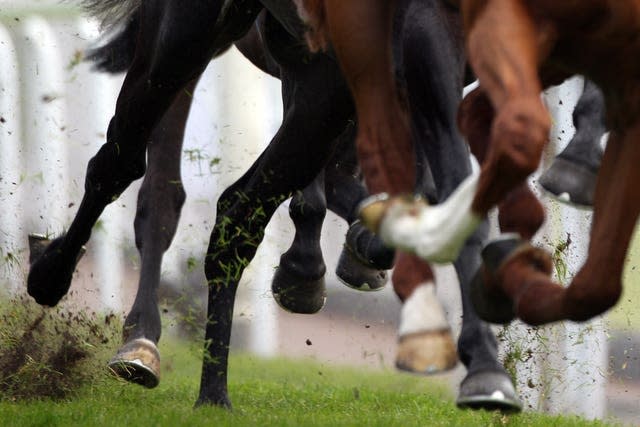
[[271, 171, 327, 314], [108, 78, 198, 388]]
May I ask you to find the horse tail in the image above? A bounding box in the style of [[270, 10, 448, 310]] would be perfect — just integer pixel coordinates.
[[81, 0, 141, 73]]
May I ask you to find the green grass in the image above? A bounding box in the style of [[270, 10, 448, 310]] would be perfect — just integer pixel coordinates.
[[0, 337, 619, 427]]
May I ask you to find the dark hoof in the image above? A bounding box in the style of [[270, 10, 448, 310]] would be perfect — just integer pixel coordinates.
[[271, 266, 326, 314], [539, 156, 596, 208], [335, 245, 388, 291], [27, 236, 82, 307], [470, 238, 524, 325], [108, 338, 160, 389], [456, 371, 522, 413]]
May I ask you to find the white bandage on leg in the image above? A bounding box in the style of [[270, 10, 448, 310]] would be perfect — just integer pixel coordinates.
[[379, 169, 482, 264], [398, 283, 450, 337]]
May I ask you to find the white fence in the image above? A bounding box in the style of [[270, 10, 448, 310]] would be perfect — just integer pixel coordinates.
[[0, 2, 620, 422]]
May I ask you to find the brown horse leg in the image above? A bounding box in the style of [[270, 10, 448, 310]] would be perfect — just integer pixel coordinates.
[[560, 125, 640, 320], [496, 123, 640, 325], [323, 0, 415, 195], [393, 252, 458, 374], [459, 89, 546, 240], [465, 0, 552, 215]]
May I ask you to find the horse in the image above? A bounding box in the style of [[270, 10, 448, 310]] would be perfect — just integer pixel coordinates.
[[353, 0, 640, 327], [27, 0, 522, 409]]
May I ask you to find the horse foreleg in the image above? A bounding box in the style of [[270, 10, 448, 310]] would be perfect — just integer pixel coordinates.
[[272, 171, 328, 314], [27, 0, 229, 307], [539, 79, 606, 207], [393, 253, 458, 374], [361, 0, 551, 264], [107, 78, 198, 388], [323, 0, 415, 195]]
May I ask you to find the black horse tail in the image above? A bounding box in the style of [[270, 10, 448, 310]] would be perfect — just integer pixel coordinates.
[[81, 0, 140, 73]]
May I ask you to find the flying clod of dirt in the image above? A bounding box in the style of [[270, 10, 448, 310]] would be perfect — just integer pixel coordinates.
[[0, 293, 122, 401]]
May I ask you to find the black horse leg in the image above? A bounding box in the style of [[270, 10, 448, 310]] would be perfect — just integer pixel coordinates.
[[107, 78, 199, 388], [401, 0, 520, 411], [325, 126, 394, 291], [197, 34, 353, 406], [539, 79, 606, 207], [271, 170, 328, 314], [27, 0, 234, 307]]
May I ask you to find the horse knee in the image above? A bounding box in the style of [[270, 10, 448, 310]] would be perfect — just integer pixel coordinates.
[[492, 98, 551, 179]]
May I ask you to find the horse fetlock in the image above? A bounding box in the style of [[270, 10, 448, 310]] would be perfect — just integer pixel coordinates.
[[374, 172, 482, 264], [492, 100, 550, 177]]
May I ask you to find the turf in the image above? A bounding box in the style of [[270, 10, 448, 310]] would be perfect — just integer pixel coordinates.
[[0, 337, 620, 427]]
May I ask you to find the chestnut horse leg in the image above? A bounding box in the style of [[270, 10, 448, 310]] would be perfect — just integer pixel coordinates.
[[393, 253, 458, 374], [323, 0, 415, 195], [504, 123, 640, 325]]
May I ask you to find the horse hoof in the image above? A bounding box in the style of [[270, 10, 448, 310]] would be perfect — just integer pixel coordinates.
[[456, 371, 522, 412], [271, 266, 326, 314], [335, 246, 388, 291], [395, 330, 458, 375], [539, 156, 596, 208], [470, 238, 523, 324], [108, 338, 160, 389]]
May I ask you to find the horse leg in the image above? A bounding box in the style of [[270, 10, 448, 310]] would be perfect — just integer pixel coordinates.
[[324, 126, 394, 291], [323, 0, 415, 195], [539, 78, 606, 207], [360, 0, 551, 264], [271, 170, 328, 314], [27, 0, 234, 306], [496, 124, 638, 325], [399, 2, 520, 409], [392, 253, 458, 374], [197, 35, 353, 406], [107, 78, 198, 388]]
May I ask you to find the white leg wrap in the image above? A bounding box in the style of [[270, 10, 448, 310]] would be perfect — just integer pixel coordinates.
[[398, 283, 450, 337], [379, 170, 482, 264]]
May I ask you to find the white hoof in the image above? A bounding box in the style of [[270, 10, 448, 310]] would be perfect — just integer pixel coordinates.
[[379, 171, 482, 264]]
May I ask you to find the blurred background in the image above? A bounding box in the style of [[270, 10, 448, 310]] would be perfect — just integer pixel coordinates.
[[0, 1, 639, 425]]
